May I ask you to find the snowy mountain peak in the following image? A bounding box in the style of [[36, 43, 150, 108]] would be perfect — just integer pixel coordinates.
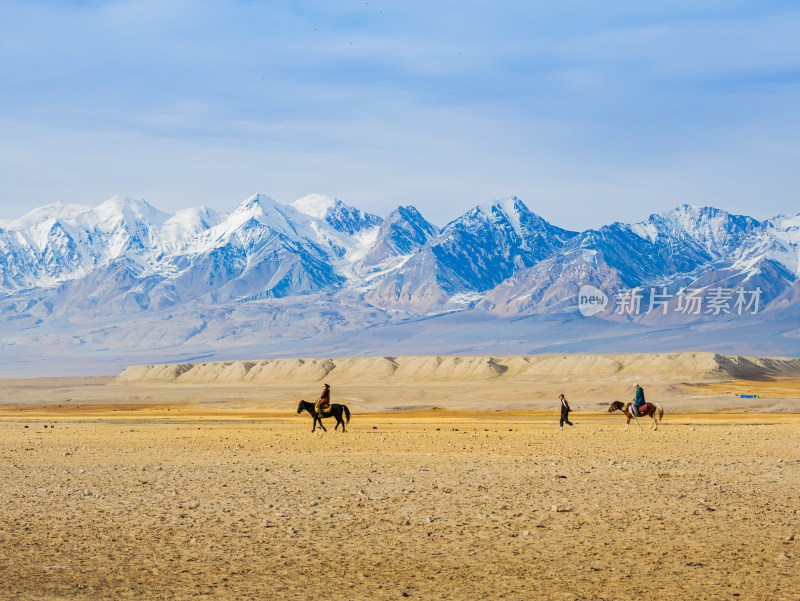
[[219, 193, 300, 241], [482, 195, 523, 211], [477, 196, 528, 235], [457, 196, 574, 246], [289, 194, 382, 235], [233, 193, 280, 215], [476, 195, 523, 217], [387, 205, 437, 231], [658, 204, 759, 229], [357, 205, 438, 273], [628, 205, 763, 252], [291, 194, 338, 219], [5, 200, 93, 229], [94, 195, 169, 225], [160, 206, 221, 248], [769, 213, 800, 230]]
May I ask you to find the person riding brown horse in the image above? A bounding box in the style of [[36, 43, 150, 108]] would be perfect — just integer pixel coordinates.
[[608, 399, 665, 431]]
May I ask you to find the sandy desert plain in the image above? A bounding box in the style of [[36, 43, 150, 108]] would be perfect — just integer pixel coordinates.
[[1, 352, 800, 600]]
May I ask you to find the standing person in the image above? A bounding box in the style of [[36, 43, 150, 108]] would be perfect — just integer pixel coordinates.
[[315, 383, 331, 416], [632, 384, 645, 416], [559, 394, 575, 430]]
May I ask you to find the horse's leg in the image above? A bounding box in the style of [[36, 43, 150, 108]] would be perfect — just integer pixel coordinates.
[[624, 416, 630, 432], [318, 416, 327, 432]]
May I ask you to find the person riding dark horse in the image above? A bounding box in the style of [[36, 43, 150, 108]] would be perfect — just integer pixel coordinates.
[[315, 383, 331, 416], [632, 383, 646, 416], [297, 399, 350, 432]]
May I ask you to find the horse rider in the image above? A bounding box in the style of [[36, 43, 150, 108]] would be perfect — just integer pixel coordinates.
[[315, 383, 331, 416], [632, 383, 646, 416]]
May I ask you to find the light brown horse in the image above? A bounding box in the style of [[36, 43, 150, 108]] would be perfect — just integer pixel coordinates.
[[608, 400, 664, 431]]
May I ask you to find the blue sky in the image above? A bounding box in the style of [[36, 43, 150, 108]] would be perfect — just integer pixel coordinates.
[[1, 1, 799, 229]]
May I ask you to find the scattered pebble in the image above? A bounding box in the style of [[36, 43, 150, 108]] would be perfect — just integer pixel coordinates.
[[3, 406, 798, 598]]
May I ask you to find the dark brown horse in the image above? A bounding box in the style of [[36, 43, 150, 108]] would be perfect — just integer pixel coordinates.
[[297, 400, 351, 432], [608, 400, 664, 431]]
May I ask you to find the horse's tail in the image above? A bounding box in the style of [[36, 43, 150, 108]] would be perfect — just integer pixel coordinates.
[[343, 405, 350, 424], [656, 403, 664, 422]]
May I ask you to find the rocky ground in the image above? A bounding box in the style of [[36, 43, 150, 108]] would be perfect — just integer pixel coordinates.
[[1, 409, 799, 600]]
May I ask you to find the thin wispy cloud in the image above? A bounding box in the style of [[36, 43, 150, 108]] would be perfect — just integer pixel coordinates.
[[1, 1, 799, 228]]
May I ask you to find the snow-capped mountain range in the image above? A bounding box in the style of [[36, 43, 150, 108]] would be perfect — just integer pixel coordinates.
[[1, 194, 799, 376]]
